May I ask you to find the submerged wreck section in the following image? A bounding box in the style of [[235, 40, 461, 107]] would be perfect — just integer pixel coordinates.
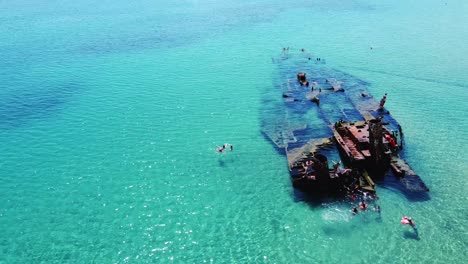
[[390, 156, 429, 192], [262, 51, 429, 199]]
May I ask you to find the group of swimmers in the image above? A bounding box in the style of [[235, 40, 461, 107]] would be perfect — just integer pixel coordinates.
[[346, 179, 419, 235], [216, 143, 233, 153], [351, 195, 381, 215], [351, 198, 381, 216], [345, 182, 381, 216], [286, 48, 324, 61], [308, 57, 322, 62], [348, 192, 418, 235]]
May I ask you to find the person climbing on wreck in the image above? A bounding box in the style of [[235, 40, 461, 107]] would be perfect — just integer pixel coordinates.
[[384, 134, 398, 151], [332, 161, 340, 172], [331, 161, 351, 177], [335, 119, 344, 128], [379, 93, 387, 110], [302, 160, 314, 175]]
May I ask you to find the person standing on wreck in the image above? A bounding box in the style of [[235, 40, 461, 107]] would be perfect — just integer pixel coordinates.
[[379, 93, 387, 110]]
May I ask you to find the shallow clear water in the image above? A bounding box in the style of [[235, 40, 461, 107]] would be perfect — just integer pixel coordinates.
[[1, 0, 467, 263]]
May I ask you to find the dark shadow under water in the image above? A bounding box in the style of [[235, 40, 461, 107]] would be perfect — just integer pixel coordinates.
[[0, 82, 81, 130], [403, 230, 420, 240]]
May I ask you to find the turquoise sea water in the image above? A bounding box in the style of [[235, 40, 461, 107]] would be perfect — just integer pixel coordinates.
[[1, 0, 467, 263]]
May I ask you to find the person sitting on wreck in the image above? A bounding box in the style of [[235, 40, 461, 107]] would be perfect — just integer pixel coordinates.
[[332, 161, 351, 177], [332, 161, 340, 175], [335, 119, 344, 128], [302, 160, 314, 173]]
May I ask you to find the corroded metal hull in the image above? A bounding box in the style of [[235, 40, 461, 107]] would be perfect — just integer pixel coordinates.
[[262, 51, 429, 196]]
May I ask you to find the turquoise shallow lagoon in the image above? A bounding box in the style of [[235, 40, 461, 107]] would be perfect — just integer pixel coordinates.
[[1, 0, 467, 263]]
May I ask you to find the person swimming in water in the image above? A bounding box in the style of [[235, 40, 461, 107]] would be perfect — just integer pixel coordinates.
[[373, 205, 381, 214], [359, 201, 368, 211], [222, 143, 233, 151], [352, 207, 359, 215], [401, 216, 418, 235], [216, 145, 226, 153]]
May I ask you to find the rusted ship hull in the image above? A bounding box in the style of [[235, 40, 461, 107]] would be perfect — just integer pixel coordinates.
[[262, 51, 429, 197], [333, 119, 393, 177]]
